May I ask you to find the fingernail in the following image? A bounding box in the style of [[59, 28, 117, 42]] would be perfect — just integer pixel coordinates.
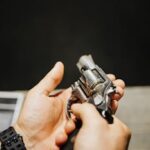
[[53, 61, 59, 68]]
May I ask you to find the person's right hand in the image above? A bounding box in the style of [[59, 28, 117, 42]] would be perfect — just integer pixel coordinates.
[[71, 103, 131, 150]]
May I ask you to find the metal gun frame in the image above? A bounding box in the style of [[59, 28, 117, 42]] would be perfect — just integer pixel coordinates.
[[66, 55, 116, 121]]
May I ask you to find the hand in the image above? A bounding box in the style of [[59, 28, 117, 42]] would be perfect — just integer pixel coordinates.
[[107, 74, 125, 113], [13, 62, 71, 150], [71, 103, 131, 150], [56, 74, 126, 147]]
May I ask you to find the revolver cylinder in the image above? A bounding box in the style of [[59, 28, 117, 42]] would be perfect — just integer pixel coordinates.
[[66, 54, 116, 122]]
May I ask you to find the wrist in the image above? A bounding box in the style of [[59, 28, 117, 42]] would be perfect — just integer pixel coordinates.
[[13, 124, 37, 149], [0, 126, 26, 150]]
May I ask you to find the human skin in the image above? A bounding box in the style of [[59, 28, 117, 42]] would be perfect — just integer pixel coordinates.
[[13, 62, 125, 150], [71, 103, 131, 150]]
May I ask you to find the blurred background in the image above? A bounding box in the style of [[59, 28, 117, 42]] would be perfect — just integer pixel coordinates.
[[0, 0, 150, 149], [0, 0, 150, 90]]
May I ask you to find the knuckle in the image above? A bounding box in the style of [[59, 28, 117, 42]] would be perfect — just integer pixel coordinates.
[[119, 79, 125, 87], [124, 126, 131, 138], [116, 86, 124, 95], [116, 79, 126, 88], [107, 74, 116, 80], [114, 117, 131, 139], [121, 123, 132, 138]]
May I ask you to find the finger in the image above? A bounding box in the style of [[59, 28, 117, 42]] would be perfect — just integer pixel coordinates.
[[107, 74, 116, 81], [71, 103, 107, 127], [57, 88, 72, 104], [113, 79, 125, 89], [34, 62, 64, 95], [111, 86, 124, 101], [65, 119, 76, 134], [52, 146, 60, 150], [55, 131, 68, 146], [111, 100, 118, 114]]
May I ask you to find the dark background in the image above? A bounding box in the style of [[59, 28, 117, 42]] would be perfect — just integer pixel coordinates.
[[0, 0, 150, 90]]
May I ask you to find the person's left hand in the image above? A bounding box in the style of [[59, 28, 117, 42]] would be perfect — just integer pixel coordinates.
[[13, 62, 72, 150]]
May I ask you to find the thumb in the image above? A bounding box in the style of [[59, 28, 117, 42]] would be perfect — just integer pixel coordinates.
[[71, 103, 107, 127], [34, 61, 64, 95]]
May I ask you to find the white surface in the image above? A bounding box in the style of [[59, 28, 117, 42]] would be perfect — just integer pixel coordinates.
[[116, 86, 150, 150], [0, 91, 25, 131]]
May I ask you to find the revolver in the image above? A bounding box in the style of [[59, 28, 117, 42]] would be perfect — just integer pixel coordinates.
[[62, 54, 116, 150], [66, 54, 116, 122]]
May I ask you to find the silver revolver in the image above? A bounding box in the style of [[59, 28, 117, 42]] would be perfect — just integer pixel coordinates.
[[66, 54, 116, 122]]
